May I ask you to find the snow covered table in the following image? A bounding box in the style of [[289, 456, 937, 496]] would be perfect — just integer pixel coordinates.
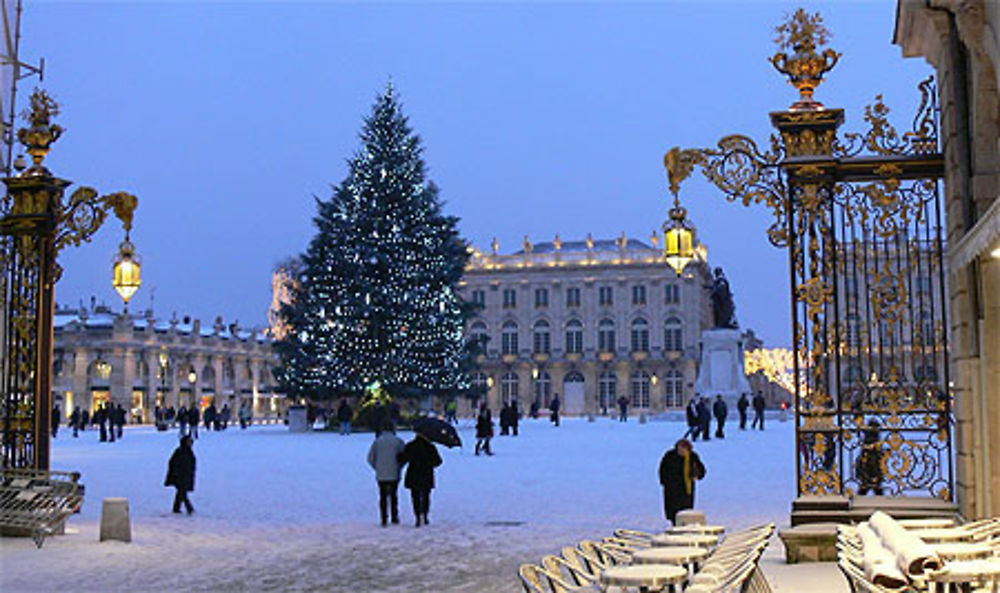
[[913, 527, 975, 544], [650, 533, 719, 549], [599, 564, 687, 592], [667, 524, 725, 535], [899, 518, 958, 530], [926, 558, 1000, 592], [631, 545, 708, 581], [931, 542, 993, 562]]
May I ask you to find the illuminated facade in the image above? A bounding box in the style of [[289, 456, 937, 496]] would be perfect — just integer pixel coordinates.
[[52, 303, 283, 423], [459, 233, 719, 415]]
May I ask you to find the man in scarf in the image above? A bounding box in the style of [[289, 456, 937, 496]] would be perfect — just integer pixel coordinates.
[[658, 438, 707, 525]]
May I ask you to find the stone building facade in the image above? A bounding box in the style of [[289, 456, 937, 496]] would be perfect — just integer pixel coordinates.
[[896, 0, 1000, 518], [52, 303, 283, 424], [458, 234, 718, 416]]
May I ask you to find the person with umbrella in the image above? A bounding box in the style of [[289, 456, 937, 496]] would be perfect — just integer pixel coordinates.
[[399, 432, 442, 527]]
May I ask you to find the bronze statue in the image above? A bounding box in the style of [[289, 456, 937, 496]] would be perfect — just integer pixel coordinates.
[[710, 267, 738, 329]]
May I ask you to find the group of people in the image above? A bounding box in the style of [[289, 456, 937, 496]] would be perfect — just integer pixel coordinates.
[[59, 403, 128, 441], [367, 424, 442, 527], [684, 392, 767, 442]]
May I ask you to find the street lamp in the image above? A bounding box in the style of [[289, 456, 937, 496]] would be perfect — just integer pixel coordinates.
[[188, 368, 197, 384], [662, 148, 696, 276], [113, 240, 141, 307]]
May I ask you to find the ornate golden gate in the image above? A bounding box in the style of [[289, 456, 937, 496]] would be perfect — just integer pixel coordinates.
[[1, 89, 138, 469], [666, 10, 951, 499]]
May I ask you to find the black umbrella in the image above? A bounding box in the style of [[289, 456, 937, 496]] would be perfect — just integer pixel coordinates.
[[411, 417, 462, 448]]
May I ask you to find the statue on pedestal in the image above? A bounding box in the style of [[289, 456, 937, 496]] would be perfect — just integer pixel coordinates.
[[710, 267, 738, 329]]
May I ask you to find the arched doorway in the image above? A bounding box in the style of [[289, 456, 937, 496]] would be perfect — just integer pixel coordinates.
[[563, 371, 585, 415]]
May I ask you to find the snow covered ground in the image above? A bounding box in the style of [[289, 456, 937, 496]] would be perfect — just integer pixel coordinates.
[[1, 414, 846, 592]]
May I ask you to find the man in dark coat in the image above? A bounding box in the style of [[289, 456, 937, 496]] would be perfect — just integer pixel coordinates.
[[165, 435, 196, 514], [697, 397, 711, 441], [177, 405, 189, 435], [752, 392, 766, 430], [658, 438, 706, 525], [70, 406, 81, 438], [684, 398, 700, 440], [617, 396, 629, 422], [188, 405, 200, 439], [475, 403, 493, 456], [510, 400, 519, 436], [549, 394, 561, 427], [337, 399, 352, 435], [115, 403, 126, 439], [80, 409, 89, 432], [51, 405, 61, 438], [98, 404, 109, 442], [712, 395, 728, 439], [399, 434, 442, 527], [498, 403, 510, 436], [737, 393, 750, 430]]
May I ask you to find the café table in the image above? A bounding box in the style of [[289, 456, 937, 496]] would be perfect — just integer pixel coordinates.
[[599, 564, 687, 593], [631, 545, 709, 581], [899, 518, 959, 530], [932, 542, 994, 562], [926, 558, 1000, 593], [667, 524, 725, 536], [914, 528, 975, 544], [650, 533, 719, 549]]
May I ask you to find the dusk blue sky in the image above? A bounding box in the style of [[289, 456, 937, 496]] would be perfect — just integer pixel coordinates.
[[22, 1, 931, 348]]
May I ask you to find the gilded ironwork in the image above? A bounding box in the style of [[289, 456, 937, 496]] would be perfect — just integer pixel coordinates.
[[664, 12, 950, 500], [1, 89, 139, 470]]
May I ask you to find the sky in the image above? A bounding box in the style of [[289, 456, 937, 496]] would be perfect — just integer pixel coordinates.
[[15, 0, 932, 347]]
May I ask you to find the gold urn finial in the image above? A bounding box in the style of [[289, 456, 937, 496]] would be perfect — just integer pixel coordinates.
[[17, 88, 64, 176], [770, 8, 840, 110], [491, 237, 499, 255]]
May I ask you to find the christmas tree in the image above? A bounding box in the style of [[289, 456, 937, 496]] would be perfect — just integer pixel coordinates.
[[275, 86, 476, 402]]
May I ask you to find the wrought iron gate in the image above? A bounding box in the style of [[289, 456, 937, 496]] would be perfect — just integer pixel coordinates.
[[666, 11, 952, 500]]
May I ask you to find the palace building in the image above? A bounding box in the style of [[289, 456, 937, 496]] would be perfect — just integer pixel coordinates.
[[458, 232, 725, 415], [52, 301, 283, 423]]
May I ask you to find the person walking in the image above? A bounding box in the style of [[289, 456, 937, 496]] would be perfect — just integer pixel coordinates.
[[164, 435, 196, 514], [712, 395, 728, 439], [684, 398, 700, 440], [115, 403, 126, 440], [658, 438, 706, 525], [337, 399, 353, 435], [177, 405, 189, 436], [549, 394, 561, 427], [367, 423, 405, 526], [220, 403, 231, 430], [697, 397, 711, 442], [617, 396, 629, 422], [399, 433, 442, 527], [751, 392, 766, 431], [239, 402, 251, 429], [498, 403, 511, 436], [98, 404, 109, 442], [475, 403, 494, 456], [70, 406, 81, 438], [737, 393, 749, 430], [510, 400, 520, 436], [51, 405, 61, 438], [80, 409, 89, 432], [444, 399, 458, 425], [188, 405, 200, 439]]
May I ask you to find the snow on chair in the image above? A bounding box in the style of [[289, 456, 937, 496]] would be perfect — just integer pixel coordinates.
[[0, 468, 84, 549]]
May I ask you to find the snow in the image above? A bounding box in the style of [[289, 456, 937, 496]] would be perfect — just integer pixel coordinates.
[[1, 415, 844, 592]]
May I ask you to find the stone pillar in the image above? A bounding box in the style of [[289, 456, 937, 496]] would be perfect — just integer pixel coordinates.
[[72, 348, 89, 414], [979, 258, 1000, 517], [145, 350, 160, 419]]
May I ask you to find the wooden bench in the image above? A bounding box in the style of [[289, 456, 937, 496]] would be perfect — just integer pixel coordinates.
[[0, 468, 84, 548]]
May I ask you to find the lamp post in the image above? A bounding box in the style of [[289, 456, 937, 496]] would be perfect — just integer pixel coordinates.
[[0, 89, 138, 470], [660, 160, 696, 276]]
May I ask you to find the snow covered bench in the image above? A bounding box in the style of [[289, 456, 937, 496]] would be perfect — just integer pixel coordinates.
[[0, 469, 84, 548]]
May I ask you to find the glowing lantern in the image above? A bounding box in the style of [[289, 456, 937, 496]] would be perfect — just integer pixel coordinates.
[[663, 198, 695, 276], [113, 239, 142, 305]]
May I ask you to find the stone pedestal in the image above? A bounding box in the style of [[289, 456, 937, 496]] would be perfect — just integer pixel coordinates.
[[693, 329, 751, 409], [287, 405, 308, 433], [676, 509, 706, 526], [99, 498, 131, 543]]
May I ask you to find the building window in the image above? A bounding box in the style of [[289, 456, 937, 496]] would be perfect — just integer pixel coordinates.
[[502, 288, 517, 309], [665, 284, 680, 305], [630, 318, 649, 352], [566, 287, 581, 308], [664, 317, 683, 352], [472, 371, 489, 393], [599, 286, 614, 307], [598, 319, 616, 352], [502, 321, 519, 355], [631, 369, 651, 408], [664, 370, 683, 408], [502, 372, 519, 403], [469, 321, 488, 348], [599, 371, 617, 412], [534, 288, 549, 308], [565, 319, 583, 354], [632, 285, 646, 306], [534, 371, 552, 408], [471, 289, 486, 306], [532, 320, 551, 354]]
